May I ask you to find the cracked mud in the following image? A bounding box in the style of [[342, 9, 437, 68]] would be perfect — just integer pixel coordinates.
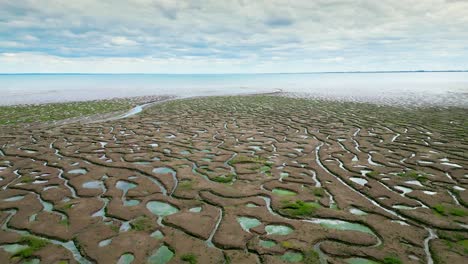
[[0, 95, 467, 264]]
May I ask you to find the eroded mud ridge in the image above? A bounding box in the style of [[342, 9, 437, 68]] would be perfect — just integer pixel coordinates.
[[0, 95, 467, 264]]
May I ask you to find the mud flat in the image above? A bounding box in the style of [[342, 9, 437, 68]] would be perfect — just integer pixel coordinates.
[[0, 95, 174, 126], [0, 95, 467, 263]]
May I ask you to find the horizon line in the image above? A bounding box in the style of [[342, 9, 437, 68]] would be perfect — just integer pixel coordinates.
[[0, 70, 467, 75]]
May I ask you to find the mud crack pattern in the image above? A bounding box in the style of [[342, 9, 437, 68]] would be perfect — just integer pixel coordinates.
[[0, 95, 467, 264]]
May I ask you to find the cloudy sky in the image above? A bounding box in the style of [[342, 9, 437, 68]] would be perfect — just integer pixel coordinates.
[[1, 0, 467, 73]]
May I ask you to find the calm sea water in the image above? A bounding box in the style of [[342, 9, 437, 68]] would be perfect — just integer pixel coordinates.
[[0, 72, 467, 107]]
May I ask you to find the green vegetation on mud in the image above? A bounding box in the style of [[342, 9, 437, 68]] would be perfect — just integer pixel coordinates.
[[432, 204, 467, 217], [20, 175, 34, 183], [259, 240, 276, 248], [212, 174, 235, 183], [0, 99, 133, 125], [311, 187, 325, 197], [227, 154, 273, 176], [179, 180, 194, 190], [303, 249, 320, 264], [366, 171, 380, 177], [130, 215, 154, 231], [228, 155, 267, 165], [458, 240, 468, 254], [396, 170, 429, 182], [259, 165, 272, 176], [280, 200, 321, 217], [382, 256, 402, 264], [13, 236, 50, 259], [180, 253, 197, 264], [272, 188, 297, 196], [281, 241, 300, 249]]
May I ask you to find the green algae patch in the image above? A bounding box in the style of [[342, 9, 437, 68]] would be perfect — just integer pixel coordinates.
[[303, 249, 320, 264], [346, 258, 380, 264], [396, 170, 428, 183], [311, 187, 325, 197], [281, 241, 300, 249], [12, 236, 50, 259], [432, 204, 467, 217], [146, 201, 179, 217], [259, 240, 277, 248], [237, 217, 261, 232], [130, 216, 153, 231], [0, 99, 134, 125], [383, 256, 402, 264], [280, 200, 321, 217], [272, 188, 297, 196], [180, 253, 197, 264], [20, 176, 35, 183], [260, 166, 272, 176], [212, 174, 235, 183], [458, 239, 468, 251], [280, 251, 304, 262], [179, 180, 193, 190], [265, 225, 293, 235], [228, 155, 268, 165], [148, 245, 174, 264]]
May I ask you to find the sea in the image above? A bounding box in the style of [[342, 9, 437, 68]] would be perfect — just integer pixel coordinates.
[[0, 72, 467, 107]]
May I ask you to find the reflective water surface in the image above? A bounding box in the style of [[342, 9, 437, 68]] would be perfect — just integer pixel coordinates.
[[1, 72, 467, 107]]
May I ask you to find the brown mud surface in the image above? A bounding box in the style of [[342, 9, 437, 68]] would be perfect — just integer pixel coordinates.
[[0, 95, 467, 264]]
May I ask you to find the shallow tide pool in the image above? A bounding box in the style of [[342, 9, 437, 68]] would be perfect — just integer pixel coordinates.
[[146, 201, 179, 217], [237, 216, 261, 232], [265, 225, 293, 235]]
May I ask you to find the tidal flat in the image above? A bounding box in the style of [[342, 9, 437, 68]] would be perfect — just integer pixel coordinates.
[[0, 95, 467, 263], [0, 95, 172, 126]]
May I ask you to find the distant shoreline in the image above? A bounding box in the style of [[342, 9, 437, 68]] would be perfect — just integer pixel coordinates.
[[1, 70, 467, 75], [1, 72, 467, 108]]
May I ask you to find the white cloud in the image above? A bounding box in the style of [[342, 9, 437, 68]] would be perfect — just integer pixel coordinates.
[[22, 34, 39, 41], [0, 41, 26, 48], [320, 57, 345, 63], [0, 0, 467, 72], [110, 36, 139, 46]]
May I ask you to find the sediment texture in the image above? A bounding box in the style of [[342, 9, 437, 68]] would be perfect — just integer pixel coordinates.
[[0, 95, 467, 264]]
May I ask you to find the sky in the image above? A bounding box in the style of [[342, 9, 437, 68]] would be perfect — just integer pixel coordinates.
[[0, 0, 467, 73]]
